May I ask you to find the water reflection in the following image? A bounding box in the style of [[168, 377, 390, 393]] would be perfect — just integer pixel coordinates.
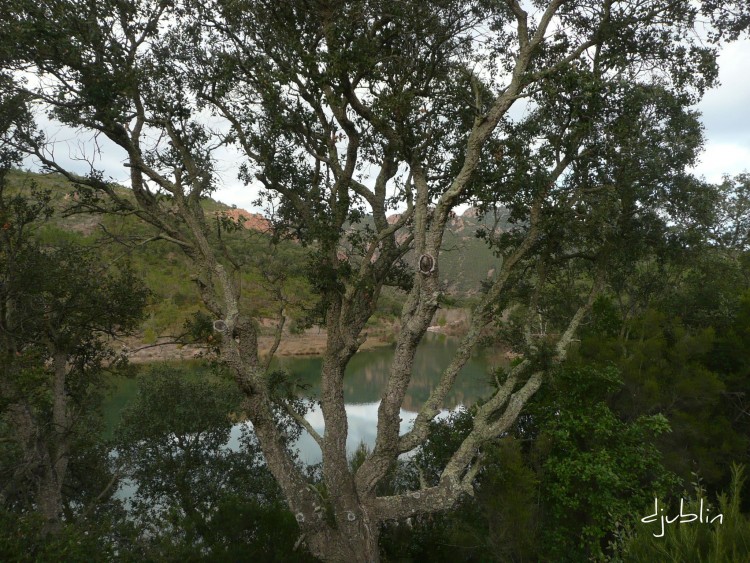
[[275, 333, 504, 411], [106, 334, 505, 465], [111, 336, 505, 504], [263, 334, 505, 464], [228, 402, 457, 466]]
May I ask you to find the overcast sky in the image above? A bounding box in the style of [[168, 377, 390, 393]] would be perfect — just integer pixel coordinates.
[[24, 38, 750, 212], [690, 38, 750, 184]]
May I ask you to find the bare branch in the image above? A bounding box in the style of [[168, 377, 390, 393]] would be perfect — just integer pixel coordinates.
[[281, 400, 323, 448]]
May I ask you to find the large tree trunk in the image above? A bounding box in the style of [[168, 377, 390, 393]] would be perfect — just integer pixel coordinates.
[[306, 508, 380, 563]]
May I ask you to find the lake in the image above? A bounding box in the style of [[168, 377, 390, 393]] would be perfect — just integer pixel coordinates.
[[104, 333, 506, 465]]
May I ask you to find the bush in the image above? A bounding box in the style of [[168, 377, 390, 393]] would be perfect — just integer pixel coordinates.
[[621, 464, 750, 563]]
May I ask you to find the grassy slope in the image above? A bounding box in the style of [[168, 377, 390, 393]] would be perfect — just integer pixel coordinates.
[[5, 169, 315, 341], [6, 169, 506, 341]]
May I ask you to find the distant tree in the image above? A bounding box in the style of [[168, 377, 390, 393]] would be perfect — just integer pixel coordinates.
[[554, 272, 750, 549], [0, 207, 148, 530], [705, 174, 750, 253], [572, 169, 750, 494], [3, 0, 749, 559], [0, 84, 148, 532]]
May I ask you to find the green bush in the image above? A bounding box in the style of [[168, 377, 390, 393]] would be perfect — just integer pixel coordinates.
[[0, 511, 118, 563], [621, 464, 750, 563]]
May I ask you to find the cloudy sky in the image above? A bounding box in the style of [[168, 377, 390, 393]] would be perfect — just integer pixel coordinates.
[[24, 37, 750, 212], [214, 38, 750, 210], [690, 38, 750, 183]]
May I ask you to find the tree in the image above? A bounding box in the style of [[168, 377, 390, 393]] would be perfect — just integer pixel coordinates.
[[704, 174, 750, 253], [570, 167, 750, 494], [381, 366, 677, 562], [3, 0, 749, 559], [529, 366, 677, 561], [0, 77, 149, 535], [0, 203, 148, 531], [114, 365, 314, 561]]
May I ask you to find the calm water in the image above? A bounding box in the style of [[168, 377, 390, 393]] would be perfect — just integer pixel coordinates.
[[104, 333, 506, 464]]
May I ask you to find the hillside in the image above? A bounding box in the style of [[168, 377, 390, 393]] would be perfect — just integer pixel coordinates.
[[354, 206, 511, 296], [434, 207, 511, 295], [5, 169, 508, 352], [4, 169, 306, 346]]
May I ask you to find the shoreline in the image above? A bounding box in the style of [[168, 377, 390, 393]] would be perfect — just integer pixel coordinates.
[[121, 330, 398, 364], [118, 308, 512, 364], [120, 328, 519, 365]]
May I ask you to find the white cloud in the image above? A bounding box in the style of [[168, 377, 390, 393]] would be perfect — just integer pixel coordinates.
[[691, 38, 750, 182], [254, 401, 460, 466], [23, 116, 130, 185], [691, 143, 750, 183], [22, 39, 750, 208]]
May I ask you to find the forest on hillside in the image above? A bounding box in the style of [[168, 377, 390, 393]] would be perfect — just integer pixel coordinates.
[[2, 0, 750, 561]]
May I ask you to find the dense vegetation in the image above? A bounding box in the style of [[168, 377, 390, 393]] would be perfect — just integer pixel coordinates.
[[2, 169, 324, 341], [2, 0, 750, 560], [3, 169, 500, 342], [1, 169, 749, 561]]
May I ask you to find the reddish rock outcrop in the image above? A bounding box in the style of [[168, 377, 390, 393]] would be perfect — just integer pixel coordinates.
[[219, 208, 271, 232]]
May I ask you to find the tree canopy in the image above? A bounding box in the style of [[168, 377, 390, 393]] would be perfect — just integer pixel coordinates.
[[2, 0, 749, 560]]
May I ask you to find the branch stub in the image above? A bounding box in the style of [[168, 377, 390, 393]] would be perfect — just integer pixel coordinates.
[[418, 253, 436, 275]]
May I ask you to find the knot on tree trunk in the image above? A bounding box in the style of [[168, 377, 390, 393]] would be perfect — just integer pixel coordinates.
[[418, 253, 435, 275]]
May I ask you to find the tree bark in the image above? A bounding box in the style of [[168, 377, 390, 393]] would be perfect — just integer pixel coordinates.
[[37, 350, 70, 534], [306, 510, 380, 563]]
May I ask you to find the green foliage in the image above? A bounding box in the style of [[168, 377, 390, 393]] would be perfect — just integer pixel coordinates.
[[3, 170, 320, 341], [0, 184, 147, 525], [621, 464, 750, 563], [113, 365, 313, 561], [383, 366, 678, 562], [473, 438, 541, 562], [578, 296, 749, 490], [531, 366, 679, 561], [385, 431, 537, 561], [0, 510, 120, 563], [181, 310, 218, 347], [710, 288, 750, 376], [2, 0, 750, 558]]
